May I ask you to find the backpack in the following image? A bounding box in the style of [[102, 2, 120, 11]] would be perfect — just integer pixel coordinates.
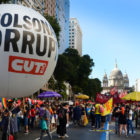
[[58, 109, 65, 120]]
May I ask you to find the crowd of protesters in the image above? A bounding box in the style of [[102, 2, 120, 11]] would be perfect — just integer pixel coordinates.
[[0, 98, 70, 140], [93, 102, 140, 137], [0, 98, 140, 140], [113, 103, 140, 137]]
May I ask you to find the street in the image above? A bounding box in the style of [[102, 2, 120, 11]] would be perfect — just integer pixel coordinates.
[[11, 122, 140, 140]]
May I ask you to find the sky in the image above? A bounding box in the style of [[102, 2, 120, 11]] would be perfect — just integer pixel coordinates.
[[70, 0, 140, 86]]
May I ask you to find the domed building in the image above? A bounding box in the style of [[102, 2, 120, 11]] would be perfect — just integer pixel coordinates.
[[102, 63, 129, 94]]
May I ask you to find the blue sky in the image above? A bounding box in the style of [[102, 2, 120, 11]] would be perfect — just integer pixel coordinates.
[[70, 0, 140, 86]]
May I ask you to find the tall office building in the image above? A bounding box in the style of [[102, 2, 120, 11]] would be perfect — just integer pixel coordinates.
[[69, 18, 82, 56], [16, 0, 44, 15], [56, 0, 70, 54], [45, 0, 56, 17]]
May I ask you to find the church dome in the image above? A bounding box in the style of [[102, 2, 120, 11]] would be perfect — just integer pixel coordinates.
[[109, 64, 123, 80]]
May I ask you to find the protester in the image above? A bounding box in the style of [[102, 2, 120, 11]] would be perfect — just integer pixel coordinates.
[[135, 105, 140, 128], [30, 105, 36, 129], [113, 104, 121, 134], [127, 106, 134, 136], [23, 103, 30, 134], [119, 106, 127, 137], [17, 109, 23, 132], [95, 101, 101, 129], [57, 103, 69, 139], [39, 104, 52, 140], [45, 105, 51, 131], [90, 105, 95, 127], [73, 103, 82, 126], [0, 99, 23, 140]]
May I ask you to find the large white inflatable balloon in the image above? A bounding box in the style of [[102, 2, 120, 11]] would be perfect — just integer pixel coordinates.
[[0, 4, 58, 98]]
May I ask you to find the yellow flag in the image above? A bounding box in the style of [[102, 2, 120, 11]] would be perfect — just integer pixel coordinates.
[[102, 98, 113, 116]]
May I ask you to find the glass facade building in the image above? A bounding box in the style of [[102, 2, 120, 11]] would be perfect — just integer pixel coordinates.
[[56, 0, 70, 54]]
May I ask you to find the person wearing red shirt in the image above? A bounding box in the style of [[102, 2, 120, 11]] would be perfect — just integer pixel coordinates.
[[31, 105, 36, 128]]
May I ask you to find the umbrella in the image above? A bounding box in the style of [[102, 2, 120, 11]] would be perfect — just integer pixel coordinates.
[[38, 91, 62, 98], [76, 94, 89, 99], [122, 92, 140, 101]]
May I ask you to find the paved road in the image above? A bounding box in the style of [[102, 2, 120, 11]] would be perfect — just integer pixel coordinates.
[[17, 124, 104, 140], [1, 122, 140, 140], [109, 122, 140, 140]]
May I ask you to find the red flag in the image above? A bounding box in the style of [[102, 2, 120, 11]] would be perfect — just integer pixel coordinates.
[[110, 87, 117, 95], [119, 90, 124, 98], [123, 90, 127, 97], [119, 90, 127, 98]]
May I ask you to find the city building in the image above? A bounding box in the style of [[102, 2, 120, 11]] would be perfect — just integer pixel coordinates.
[[18, 0, 44, 15], [69, 18, 82, 56], [102, 63, 129, 94], [56, 0, 70, 54], [135, 79, 140, 92], [45, 0, 56, 16]]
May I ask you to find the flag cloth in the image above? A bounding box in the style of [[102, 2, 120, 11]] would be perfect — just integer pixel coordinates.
[[110, 87, 117, 95], [83, 115, 88, 126], [0, 97, 7, 109], [102, 98, 113, 116], [119, 90, 127, 98], [119, 90, 124, 98]]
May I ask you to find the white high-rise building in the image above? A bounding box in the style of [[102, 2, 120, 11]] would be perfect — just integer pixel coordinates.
[[135, 79, 140, 92], [69, 18, 82, 56]]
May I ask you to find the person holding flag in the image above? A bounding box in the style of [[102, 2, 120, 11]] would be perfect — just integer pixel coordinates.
[[0, 98, 24, 140]]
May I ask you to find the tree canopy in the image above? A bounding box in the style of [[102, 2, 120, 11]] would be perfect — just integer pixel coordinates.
[[44, 14, 61, 47], [54, 48, 102, 98]]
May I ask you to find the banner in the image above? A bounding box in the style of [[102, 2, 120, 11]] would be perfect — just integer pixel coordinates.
[[96, 92, 125, 104], [102, 98, 113, 116]]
